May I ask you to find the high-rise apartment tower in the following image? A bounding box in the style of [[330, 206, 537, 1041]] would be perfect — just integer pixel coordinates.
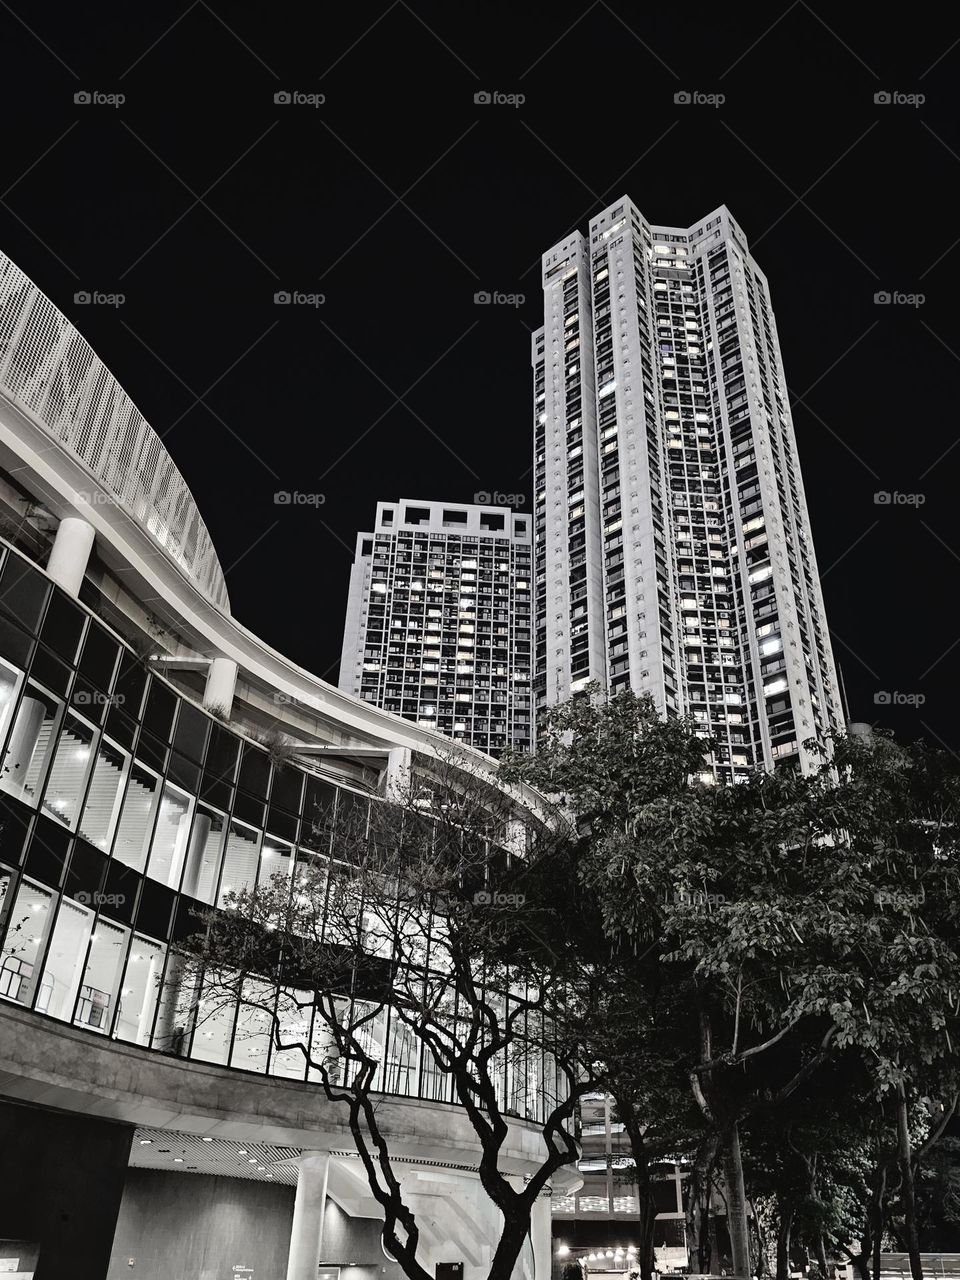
[[339, 499, 533, 756], [533, 199, 842, 779]]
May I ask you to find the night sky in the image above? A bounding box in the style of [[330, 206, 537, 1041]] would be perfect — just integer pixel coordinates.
[[2, 3, 957, 749]]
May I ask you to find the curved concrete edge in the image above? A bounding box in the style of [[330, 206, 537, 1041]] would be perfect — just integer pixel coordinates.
[[0, 395, 555, 824], [0, 1003, 579, 1187]]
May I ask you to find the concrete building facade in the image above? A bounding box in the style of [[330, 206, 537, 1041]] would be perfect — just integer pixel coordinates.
[[0, 248, 564, 1280]]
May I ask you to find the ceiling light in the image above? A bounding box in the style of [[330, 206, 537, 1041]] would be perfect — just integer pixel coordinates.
[[139, 1139, 152, 1145], [202, 1137, 214, 1142]]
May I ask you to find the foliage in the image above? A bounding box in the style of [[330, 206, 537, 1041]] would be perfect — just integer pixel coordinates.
[[504, 689, 960, 1279]]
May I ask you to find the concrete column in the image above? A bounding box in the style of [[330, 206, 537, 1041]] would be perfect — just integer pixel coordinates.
[[385, 746, 412, 801], [168, 809, 193, 891], [504, 817, 528, 859], [286, 1153, 330, 1280], [152, 953, 199, 1054], [531, 1192, 553, 1280], [180, 812, 212, 899], [46, 516, 95, 597], [2, 695, 46, 791], [202, 656, 238, 719]]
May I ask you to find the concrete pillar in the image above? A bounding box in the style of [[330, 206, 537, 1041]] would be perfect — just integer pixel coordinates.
[[286, 1153, 330, 1280], [1, 695, 46, 791], [531, 1192, 553, 1280], [385, 746, 412, 801], [47, 516, 95, 597], [152, 953, 199, 1054], [180, 812, 212, 899], [202, 656, 238, 719], [168, 809, 193, 891], [504, 817, 528, 859]]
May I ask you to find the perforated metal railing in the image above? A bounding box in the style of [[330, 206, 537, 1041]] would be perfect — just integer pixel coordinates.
[[0, 250, 230, 612]]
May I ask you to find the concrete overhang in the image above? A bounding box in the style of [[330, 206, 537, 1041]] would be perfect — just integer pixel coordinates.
[[0, 1003, 577, 1188]]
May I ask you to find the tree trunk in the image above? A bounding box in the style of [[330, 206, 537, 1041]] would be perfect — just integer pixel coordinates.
[[685, 1133, 719, 1274], [721, 1121, 752, 1278], [685, 1184, 704, 1274], [815, 1234, 830, 1280], [636, 1166, 658, 1280], [488, 1215, 532, 1280], [896, 1087, 923, 1280], [776, 1207, 794, 1280], [871, 1227, 882, 1280], [700, 1212, 713, 1275], [709, 1215, 722, 1274], [753, 1209, 768, 1277], [869, 1162, 888, 1280], [617, 1101, 660, 1280]]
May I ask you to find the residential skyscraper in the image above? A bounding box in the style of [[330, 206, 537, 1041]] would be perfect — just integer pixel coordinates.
[[339, 499, 533, 756], [533, 199, 843, 779]]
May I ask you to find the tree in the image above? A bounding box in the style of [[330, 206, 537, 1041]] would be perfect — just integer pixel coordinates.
[[475, 805, 705, 1280], [583, 949, 705, 1280], [502, 693, 718, 1277], [177, 754, 594, 1280], [505, 690, 853, 1277], [796, 733, 960, 1280], [739, 1059, 886, 1280], [514, 693, 960, 1280]]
